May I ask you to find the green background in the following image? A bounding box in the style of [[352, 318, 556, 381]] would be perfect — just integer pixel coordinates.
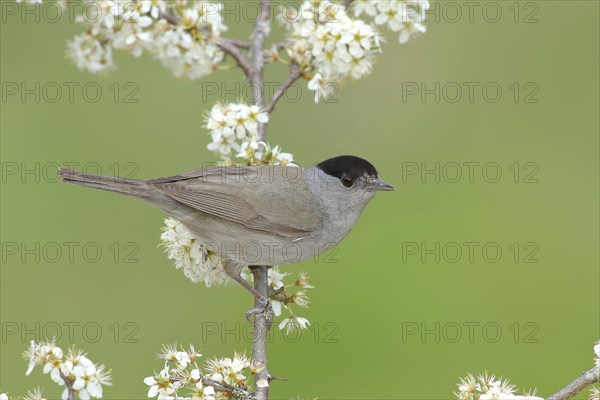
[[1, 1, 599, 399]]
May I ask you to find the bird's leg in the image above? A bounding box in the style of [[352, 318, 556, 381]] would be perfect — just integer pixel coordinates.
[[245, 266, 274, 321], [223, 261, 271, 321], [229, 271, 265, 300]]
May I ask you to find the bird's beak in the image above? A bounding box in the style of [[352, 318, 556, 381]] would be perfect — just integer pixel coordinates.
[[367, 178, 395, 192]]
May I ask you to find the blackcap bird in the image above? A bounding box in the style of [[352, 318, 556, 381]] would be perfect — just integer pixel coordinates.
[[58, 155, 394, 314]]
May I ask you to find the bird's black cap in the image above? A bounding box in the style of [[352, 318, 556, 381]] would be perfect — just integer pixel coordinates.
[[317, 155, 379, 180]]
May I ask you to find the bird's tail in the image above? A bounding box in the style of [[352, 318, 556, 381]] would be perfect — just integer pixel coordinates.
[[58, 168, 153, 200]]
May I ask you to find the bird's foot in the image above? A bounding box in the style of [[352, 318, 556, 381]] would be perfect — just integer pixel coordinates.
[[245, 298, 271, 322]]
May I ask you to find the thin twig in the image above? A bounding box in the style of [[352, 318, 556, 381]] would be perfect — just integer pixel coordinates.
[[547, 366, 599, 400], [265, 63, 302, 113], [272, 39, 291, 53], [218, 38, 256, 77], [158, 9, 180, 25], [343, 0, 355, 8], [59, 371, 75, 400], [251, 266, 274, 400], [201, 377, 252, 399], [229, 38, 252, 49]]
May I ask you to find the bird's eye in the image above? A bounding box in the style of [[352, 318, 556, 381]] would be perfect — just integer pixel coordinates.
[[341, 175, 353, 188]]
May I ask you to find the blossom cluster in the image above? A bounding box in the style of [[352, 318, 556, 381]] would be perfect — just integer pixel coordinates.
[[58, 0, 227, 78], [454, 371, 542, 400], [17, 0, 428, 100], [144, 344, 265, 399], [22, 341, 111, 400], [159, 220, 315, 331], [160, 217, 229, 287], [283, 0, 382, 102], [266, 268, 314, 334], [352, 0, 430, 44], [456, 341, 600, 400], [0, 388, 46, 400], [204, 102, 293, 165]]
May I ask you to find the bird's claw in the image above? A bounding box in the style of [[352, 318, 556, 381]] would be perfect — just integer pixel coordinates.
[[245, 298, 271, 322]]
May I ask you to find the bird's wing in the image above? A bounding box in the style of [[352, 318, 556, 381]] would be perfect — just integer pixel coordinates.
[[149, 166, 322, 238]]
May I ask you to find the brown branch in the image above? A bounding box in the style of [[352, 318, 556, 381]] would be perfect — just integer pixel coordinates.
[[251, 266, 274, 400], [272, 39, 291, 54], [547, 366, 599, 400], [265, 63, 302, 113], [217, 38, 256, 78], [158, 9, 180, 25], [159, 5, 277, 398], [343, 0, 355, 8], [200, 377, 251, 399], [229, 39, 252, 49], [59, 371, 75, 400]]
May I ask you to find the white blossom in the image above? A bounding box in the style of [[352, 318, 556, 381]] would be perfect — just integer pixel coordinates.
[[22, 341, 111, 399], [67, 33, 114, 74], [284, 0, 382, 101], [152, 26, 223, 80], [160, 218, 230, 287], [269, 145, 294, 165], [204, 103, 270, 159], [269, 267, 291, 290], [18, 388, 47, 400], [307, 73, 336, 103], [205, 353, 251, 387], [352, 0, 378, 17], [139, 0, 168, 20], [295, 271, 314, 289], [143, 366, 179, 398], [63, 1, 226, 79], [111, 15, 154, 57], [279, 315, 311, 334], [147, 346, 258, 398], [454, 372, 543, 400], [266, 267, 291, 316], [291, 290, 310, 308], [353, 0, 430, 44], [237, 138, 261, 160], [236, 140, 295, 166]]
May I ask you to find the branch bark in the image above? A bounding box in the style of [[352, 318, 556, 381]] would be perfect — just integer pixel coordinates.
[[547, 366, 599, 400], [265, 63, 301, 113], [251, 266, 274, 400], [272, 39, 291, 54], [217, 38, 256, 77], [200, 377, 252, 399]]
